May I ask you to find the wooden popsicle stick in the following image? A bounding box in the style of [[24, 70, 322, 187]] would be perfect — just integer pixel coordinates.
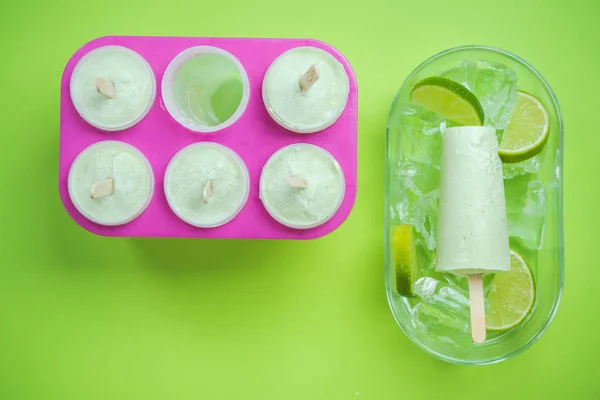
[[202, 180, 213, 204], [299, 64, 319, 92], [468, 274, 486, 344], [90, 178, 114, 199], [284, 176, 308, 190], [95, 77, 114, 98]]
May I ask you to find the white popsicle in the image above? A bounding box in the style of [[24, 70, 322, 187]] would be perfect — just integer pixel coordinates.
[[435, 126, 511, 343]]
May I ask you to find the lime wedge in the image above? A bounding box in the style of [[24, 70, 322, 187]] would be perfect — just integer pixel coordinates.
[[409, 77, 484, 126], [499, 91, 550, 163], [486, 250, 535, 331], [392, 225, 419, 297]]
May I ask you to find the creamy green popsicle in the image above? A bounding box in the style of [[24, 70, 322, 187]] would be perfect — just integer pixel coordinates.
[[262, 47, 349, 134], [164, 142, 250, 228], [70, 46, 156, 131], [260, 144, 345, 229], [68, 141, 154, 226]]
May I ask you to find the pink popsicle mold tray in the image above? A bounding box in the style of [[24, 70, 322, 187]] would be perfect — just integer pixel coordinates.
[[59, 36, 358, 239]]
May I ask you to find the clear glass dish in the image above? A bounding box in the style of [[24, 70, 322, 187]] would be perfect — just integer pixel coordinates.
[[384, 45, 564, 365]]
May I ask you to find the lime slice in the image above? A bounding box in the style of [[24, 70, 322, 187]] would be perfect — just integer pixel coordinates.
[[392, 225, 418, 297], [499, 91, 550, 163], [409, 77, 484, 126], [486, 250, 535, 331]]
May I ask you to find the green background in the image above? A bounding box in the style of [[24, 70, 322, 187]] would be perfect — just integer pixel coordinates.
[[1, 0, 598, 398]]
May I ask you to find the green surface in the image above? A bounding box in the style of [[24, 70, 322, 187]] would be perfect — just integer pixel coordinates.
[[0, 0, 597, 398]]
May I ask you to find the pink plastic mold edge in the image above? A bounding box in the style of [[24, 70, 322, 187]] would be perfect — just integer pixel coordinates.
[[59, 36, 358, 240]]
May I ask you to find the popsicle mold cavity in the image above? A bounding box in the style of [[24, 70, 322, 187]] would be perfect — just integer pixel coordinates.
[[70, 45, 156, 131], [162, 46, 250, 133], [260, 143, 345, 229], [68, 141, 154, 226], [262, 46, 349, 134], [164, 142, 250, 228]]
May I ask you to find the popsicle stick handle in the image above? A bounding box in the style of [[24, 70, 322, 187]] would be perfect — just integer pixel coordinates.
[[95, 77, 114, 98], [299, 64, 319, 92], [91, 178, 114, 199], [468, 274, 486, 344], [284, 176, 308, 190], [202, 180, 213, 204]]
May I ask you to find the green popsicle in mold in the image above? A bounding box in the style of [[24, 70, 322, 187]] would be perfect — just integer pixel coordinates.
[[70, 45, 156, 131], [68, 141, 154, 226], [259, 143, 345, 229], [262, 46, 350, 134], [164, 142, 250, 228]]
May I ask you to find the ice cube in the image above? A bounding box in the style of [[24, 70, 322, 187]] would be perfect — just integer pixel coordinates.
[[440, 60, 479, 92], [442, 273, 497, 297], [411, 277, 472, 347], [503, 156, 541, 179], [395, 162, 421, 197], [441, 60, 517, 130], [413, 276, 439, 298], [505, 177, 547, 250], [391, 102, 444, 248], [394, 161, 441, 200], [390, 198, 409, 224], [415, 236, 437, 273], [399, 103, 446, 165], [414, 277, 471, 308], [409, 190, 439, 251]]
